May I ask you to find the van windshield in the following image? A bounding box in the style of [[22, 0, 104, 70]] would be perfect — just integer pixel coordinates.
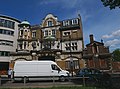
[[51, 64, 61, 71]]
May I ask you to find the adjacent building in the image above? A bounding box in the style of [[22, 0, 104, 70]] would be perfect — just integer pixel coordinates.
[[59, 15, 85, 72], [0, 15, 20, 75], [83, 34, 111, 71]]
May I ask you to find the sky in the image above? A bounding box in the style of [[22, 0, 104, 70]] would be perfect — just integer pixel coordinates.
[[0, 0, 120, 52]]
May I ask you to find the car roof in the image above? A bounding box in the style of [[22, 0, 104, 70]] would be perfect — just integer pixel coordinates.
[[80, 68, 101, 71]]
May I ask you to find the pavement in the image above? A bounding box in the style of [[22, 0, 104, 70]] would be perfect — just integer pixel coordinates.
[[0, 78, 82, 88]]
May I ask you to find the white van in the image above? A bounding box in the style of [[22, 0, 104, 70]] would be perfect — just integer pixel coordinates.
[[13, 61, 69, 81]]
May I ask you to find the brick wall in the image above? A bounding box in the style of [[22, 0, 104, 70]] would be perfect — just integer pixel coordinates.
[[112, 62, 120, 72]]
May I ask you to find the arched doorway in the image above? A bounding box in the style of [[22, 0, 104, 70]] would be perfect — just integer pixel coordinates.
[[15, 58, 28, 61], [65, 57, 80, 73], [0, 62, 9, 75]]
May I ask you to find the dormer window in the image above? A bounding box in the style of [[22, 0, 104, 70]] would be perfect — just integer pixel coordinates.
[[48, 21, 52, 27], [63, 20, 70, 26], [72, 19, 78, 25]]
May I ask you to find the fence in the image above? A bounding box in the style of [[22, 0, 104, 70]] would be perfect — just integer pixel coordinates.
[[0, 75, 119, 89], [0, 75, 87, 87]]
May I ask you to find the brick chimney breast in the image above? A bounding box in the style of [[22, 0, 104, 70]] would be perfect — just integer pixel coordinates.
[[90, 34, 94, 43]]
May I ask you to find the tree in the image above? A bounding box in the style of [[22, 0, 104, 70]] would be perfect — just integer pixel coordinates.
[[112, 49, 120, 61], [101, 0, 120, 9]]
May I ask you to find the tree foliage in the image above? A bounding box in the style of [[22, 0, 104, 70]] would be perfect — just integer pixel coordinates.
[[101, 0, 120, 9], [112, 49, 120, 61]]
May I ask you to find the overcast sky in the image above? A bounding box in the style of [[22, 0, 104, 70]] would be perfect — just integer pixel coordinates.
[[0, 0, 120, 52]]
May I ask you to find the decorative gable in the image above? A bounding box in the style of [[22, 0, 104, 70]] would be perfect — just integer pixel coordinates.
[[41, 14, 59, 27]]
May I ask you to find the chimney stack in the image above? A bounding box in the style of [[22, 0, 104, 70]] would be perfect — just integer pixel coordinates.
[[89, 34, 94, 43]]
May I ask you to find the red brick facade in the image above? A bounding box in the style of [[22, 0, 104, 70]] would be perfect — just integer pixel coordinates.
[[112, 62, 120, 72], [83, 34, 111, 70]]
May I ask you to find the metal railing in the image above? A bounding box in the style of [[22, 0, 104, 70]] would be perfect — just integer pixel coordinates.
[[0, 74, 119, 89]]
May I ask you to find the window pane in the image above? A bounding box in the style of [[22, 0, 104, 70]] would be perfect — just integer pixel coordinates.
[[4, 20, 7, 27], [51, 64, 60, 70], [65, 61, 70, 69], [45, 30, 48, 36], [24, 42, 26, 49], [11, 31, 14, 36], [0, 19, 4, 27], [0, 19, 15, 29], [63, 20, 69, 26], [32, 32, 36, 38], [52, 29, 55, 36], [72, 19, 78, 25], [48, 21, 52, 26], [1, 51, 4, 56], [12, 22, 15, 29], [0, 29, 2, 34]]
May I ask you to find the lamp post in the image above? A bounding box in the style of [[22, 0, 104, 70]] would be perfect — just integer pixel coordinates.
[[70, 56, 73, 77], [32, 52, 36, 60], [32, 41, 37, 60]]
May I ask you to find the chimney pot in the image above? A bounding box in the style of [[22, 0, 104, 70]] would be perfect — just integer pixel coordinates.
[[90, 34, 94, 43]]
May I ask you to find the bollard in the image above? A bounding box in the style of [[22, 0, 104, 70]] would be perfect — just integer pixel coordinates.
[[83, 75, 86, 86], [23, 76, 26, 86], [0, 75, 1, 86], [11, 71, 14, 82]]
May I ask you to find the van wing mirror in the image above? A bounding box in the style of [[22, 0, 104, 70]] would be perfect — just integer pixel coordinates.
[[58, 69, 61, 73]]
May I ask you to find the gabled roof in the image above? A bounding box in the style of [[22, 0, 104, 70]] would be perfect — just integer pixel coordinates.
[[86, 41, 104, 47]]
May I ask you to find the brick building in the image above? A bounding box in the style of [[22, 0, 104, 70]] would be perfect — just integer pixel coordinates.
[[83, 34, 111, 71]]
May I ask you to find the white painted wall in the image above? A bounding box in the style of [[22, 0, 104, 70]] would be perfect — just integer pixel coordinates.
[[0, 16, 20, 62]]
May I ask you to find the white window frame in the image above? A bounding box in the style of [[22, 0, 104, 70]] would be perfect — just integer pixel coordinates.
[[47, 21, 53, 27], [72, 19, 78, 25], [63, 20, 70, 26], [52, 29, 56, 36], [44, 30, 48, 36], [32, 31, 36, 38]]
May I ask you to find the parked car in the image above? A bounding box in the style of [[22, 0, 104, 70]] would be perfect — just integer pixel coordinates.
[[73, 68, 111, 87], [76, 68, 103, 78]]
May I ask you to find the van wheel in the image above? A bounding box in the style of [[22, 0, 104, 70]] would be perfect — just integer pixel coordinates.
[[59, 76, 65, 82]]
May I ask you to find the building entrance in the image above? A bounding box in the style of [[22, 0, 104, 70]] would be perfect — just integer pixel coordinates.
[[0, 62, 9, 75]]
